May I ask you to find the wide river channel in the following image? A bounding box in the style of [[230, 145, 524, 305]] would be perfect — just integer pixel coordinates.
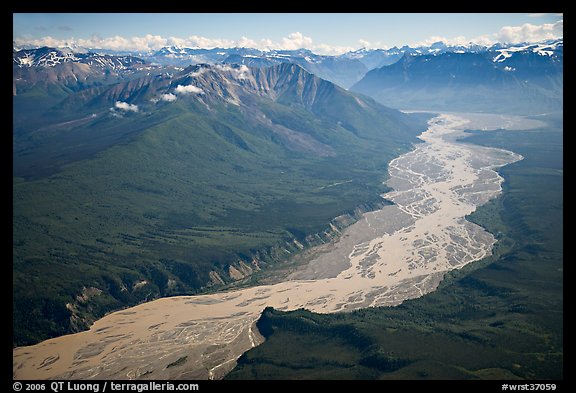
[[13, 112, 542, 380]]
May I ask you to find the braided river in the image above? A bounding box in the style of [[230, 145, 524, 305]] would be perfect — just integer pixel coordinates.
[[13, 112, 543, 380]]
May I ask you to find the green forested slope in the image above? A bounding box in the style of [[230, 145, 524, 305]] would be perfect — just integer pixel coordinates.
[[13, 64, 427, 345], [226, 114, 563, 380]]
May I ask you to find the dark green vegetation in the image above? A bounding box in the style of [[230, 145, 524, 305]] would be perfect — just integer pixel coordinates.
[[13, 63, 429, 346], [226, 113, 563, 380]]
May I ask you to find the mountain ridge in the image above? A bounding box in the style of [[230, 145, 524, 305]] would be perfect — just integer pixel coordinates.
[[13, 61, 429, 346], [350, 44, 562, 114]]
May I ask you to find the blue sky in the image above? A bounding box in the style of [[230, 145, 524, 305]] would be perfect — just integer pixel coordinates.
[[13, 13, 563, 54]]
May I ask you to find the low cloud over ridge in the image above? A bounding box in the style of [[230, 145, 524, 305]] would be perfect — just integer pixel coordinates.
[[114, 101, 139, 112], [175, 85, 204, 95], [160, 93, 177, 102]]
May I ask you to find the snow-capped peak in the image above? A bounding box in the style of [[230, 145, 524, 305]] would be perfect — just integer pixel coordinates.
[[13, 47, 147, 70], [492, 38, 562, 62]]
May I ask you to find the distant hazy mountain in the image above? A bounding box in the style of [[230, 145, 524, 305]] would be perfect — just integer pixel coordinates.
[[222, 50, 368, 89], [341, 41, 488, 70], [351, 39, 563, 114], [141, 46, 368, 88], [13, 61, 427, 345], [133, 43, 513, 88]]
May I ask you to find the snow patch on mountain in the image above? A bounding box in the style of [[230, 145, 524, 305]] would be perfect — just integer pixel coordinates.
[[492, 39, 562, 63], [13, 47, 146, 70]]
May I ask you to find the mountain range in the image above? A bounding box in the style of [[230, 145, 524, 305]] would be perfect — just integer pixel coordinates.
[[13, 33, 563, 381], [351, 39, 563, 114], [12, 38, 562, 345], [13, 58, 428, 345], [14, 38, 563, 92]]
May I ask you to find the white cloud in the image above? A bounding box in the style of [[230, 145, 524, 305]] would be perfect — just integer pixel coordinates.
[[114, 101, 139, 112], [13, 20, 563, 57], [496, 20, 563, 44], [175, 84, 204, 95], [213, 64, 251, 80], [313, 43, 355, 56], [411, 20, 562, 48], [12, 31, 354, 56], [183, 35, 235, 49], [358, 39, 371, 48], [237, 36, 258, 48], [160, 93, 177, 102], [279, 32, 313, 51], [356, 39, 390, 51]]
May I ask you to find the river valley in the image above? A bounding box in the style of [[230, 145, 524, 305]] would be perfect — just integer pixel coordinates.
[[13, 112, 541, 380]]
